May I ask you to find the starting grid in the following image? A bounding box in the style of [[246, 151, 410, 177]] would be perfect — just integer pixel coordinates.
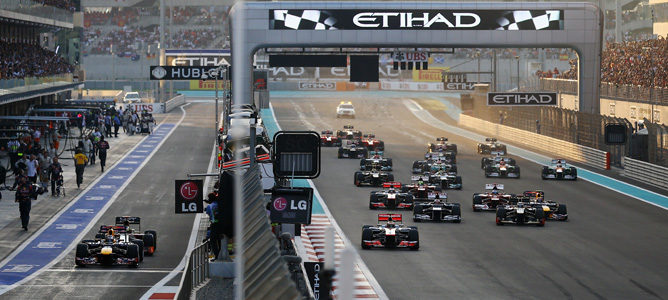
[[0, 124, 176, 293]]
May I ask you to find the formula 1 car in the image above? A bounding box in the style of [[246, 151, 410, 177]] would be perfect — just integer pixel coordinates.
[[428, 137, 457, 154], [413, 192, 461, 223], [425, 151, 457, 164], [320, 130, 342, 147], [335, 125, 362, 140], [369, 182, 414, 209], [472, 183, 516, 212], [75, 217, 157, 267], [401, 177, 441, 200], [481, 155, 516, 169], [541, 159, 577, 180], [484, 160, 520, 178], [360, 134, 385, 151], [360, 155, 393, 171], [415, 172, 462, 190], [354, 169, 394, 187], [477, 138, 507, 155], [496, 202, 546, 226], [338, 140, 367, 159], [413, 154, 457, 174], [361, 214, 419, 250], [515, 190, 568, 221]]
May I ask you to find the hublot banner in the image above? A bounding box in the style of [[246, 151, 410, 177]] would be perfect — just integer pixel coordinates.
[[270, 9, 563, 30], [487, 92, 558, 106]]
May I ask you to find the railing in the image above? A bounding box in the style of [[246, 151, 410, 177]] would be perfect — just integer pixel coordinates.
[[165, 94, 186, 112], [242, 164, 301, 300], [622, 157, 668, 190], [176, 240, 211, 300], [0, 0, 74, 24], [459, 114, 611, 170], [0, 73, 74, 91], [540, 78, 668, 105]]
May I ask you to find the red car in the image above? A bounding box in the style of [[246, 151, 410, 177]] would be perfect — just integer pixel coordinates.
[[320, 130, 341, 147]]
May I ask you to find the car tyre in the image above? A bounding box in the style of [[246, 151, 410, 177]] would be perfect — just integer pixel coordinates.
[[408, 229, 419, 250], [127, 244, 140, 268], [496, 207, 506, 225], [361, 228, 373, 249], [75, 243, 89, 266]]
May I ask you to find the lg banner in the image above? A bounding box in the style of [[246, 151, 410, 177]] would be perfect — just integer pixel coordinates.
[[269, 187, 314, 224], [175, 180, 204, 214]]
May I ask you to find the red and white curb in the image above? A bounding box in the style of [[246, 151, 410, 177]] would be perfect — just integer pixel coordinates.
[[298, 215, 381, 299]]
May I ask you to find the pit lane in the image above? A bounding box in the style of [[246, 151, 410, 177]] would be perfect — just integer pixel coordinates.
[[271, 92, 668, 299], [1, 102, 215, 299]]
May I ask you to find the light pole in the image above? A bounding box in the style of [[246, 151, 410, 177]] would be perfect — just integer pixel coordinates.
[[515, 55, 520, 91], [476, 50, 481, 83]]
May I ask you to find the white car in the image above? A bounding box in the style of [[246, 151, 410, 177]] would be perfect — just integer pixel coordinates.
[[336, 101, 355, 118], [123, 92, 142, 103]]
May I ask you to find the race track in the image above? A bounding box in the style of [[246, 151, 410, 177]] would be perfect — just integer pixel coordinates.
[[271, 93, 668, 300], [1, 102, 215, 299]]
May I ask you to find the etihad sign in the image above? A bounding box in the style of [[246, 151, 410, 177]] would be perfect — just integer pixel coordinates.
[[353, 12, 480, 28], [487, 93, 558, 106]]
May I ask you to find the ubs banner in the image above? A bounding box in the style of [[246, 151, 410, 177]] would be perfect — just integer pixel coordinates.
[[166, 49, 230, 90], [270, 9, 564, 31]]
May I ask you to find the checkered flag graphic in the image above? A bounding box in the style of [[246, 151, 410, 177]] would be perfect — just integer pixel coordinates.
[[272, 10, 338, 30], [495, 10, 562, 30]]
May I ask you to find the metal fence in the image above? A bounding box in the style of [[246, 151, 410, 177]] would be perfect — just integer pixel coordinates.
[[241, 165, 301, 300], [177, 240, 211, 300], [645, 120, 668, 167], [540, 78, 668, 106]]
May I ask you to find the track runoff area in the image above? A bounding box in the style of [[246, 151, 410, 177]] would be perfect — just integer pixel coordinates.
[[269, 91, 668, 300], [0, 103, 216, 299]]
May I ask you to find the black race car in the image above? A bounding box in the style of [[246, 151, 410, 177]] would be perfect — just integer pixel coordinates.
[[413, 155, 457, 174], [320, 130, 342, 147], [496, 202, 546, 226], [484, 160, 520, 178], [515, 190, 568, 221], [541, 159, 577, 180], [338, 141, 367, 159], [401, 177, 442, 201], [336, 124, 362, 140], [481, 155, 516, 169], [413, 192, 461, 223], [360, 155, 392, 171], [369, 182, 414, 209], [472, 183, 516, 212], [75, 217, 157, 267], [428, 137, 457, 154], [354, 169, 394, 187], [361, 214, 419, 250], [477, 138, 507, 155], [416, 171, 462, 190]]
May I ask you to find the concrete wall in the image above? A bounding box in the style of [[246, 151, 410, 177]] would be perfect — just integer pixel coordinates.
[[559, 93, 667, 124]]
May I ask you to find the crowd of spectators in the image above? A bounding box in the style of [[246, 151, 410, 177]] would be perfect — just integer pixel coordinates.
[[84, 25, 160, 55], [451, 48, 573, 61], [37, 0, 77, 11], [0, 41, 74, 80], [170, 29, 222, 49], [537, 35, 667, 88]]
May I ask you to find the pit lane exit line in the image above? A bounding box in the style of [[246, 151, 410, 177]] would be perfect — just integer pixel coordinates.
[[0, 104, 189, 294]]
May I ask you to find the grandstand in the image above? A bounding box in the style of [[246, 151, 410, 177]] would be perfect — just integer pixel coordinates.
[[0, 0, 81, 115]]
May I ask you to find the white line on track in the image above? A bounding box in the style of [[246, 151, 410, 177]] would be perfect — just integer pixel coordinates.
[[140, 101, 220, 300], [0, 103, 190, 295]]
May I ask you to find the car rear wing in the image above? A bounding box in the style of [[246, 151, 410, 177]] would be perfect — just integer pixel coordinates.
[[485, 183, 504, 190], [485, 137, 497, 142], [382, 182, 402, 188], [100, 225, 128, 233], [116, 216, 140, 225], [378, 214, 402, 223], [411, 175, 430, 182], [427, 192, 448, 199]]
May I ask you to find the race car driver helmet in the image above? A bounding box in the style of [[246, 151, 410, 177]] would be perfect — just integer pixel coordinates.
[[106, 228, 115, 242], [492, 189, 500, 195], [386, 217, 396, 228], [434, 198, 442, 204]]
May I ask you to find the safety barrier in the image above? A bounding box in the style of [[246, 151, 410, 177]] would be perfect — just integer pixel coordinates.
[[621, 157, 668, 190], [176, 240, 211, 300], [165, 94, 186, 113], [241, 164, 301, 299], [459, 114, 610, 170]]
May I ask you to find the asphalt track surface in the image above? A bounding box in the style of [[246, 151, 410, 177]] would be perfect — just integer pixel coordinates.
[[271, 95, 668, 300], [2, 103, 214, 299]]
